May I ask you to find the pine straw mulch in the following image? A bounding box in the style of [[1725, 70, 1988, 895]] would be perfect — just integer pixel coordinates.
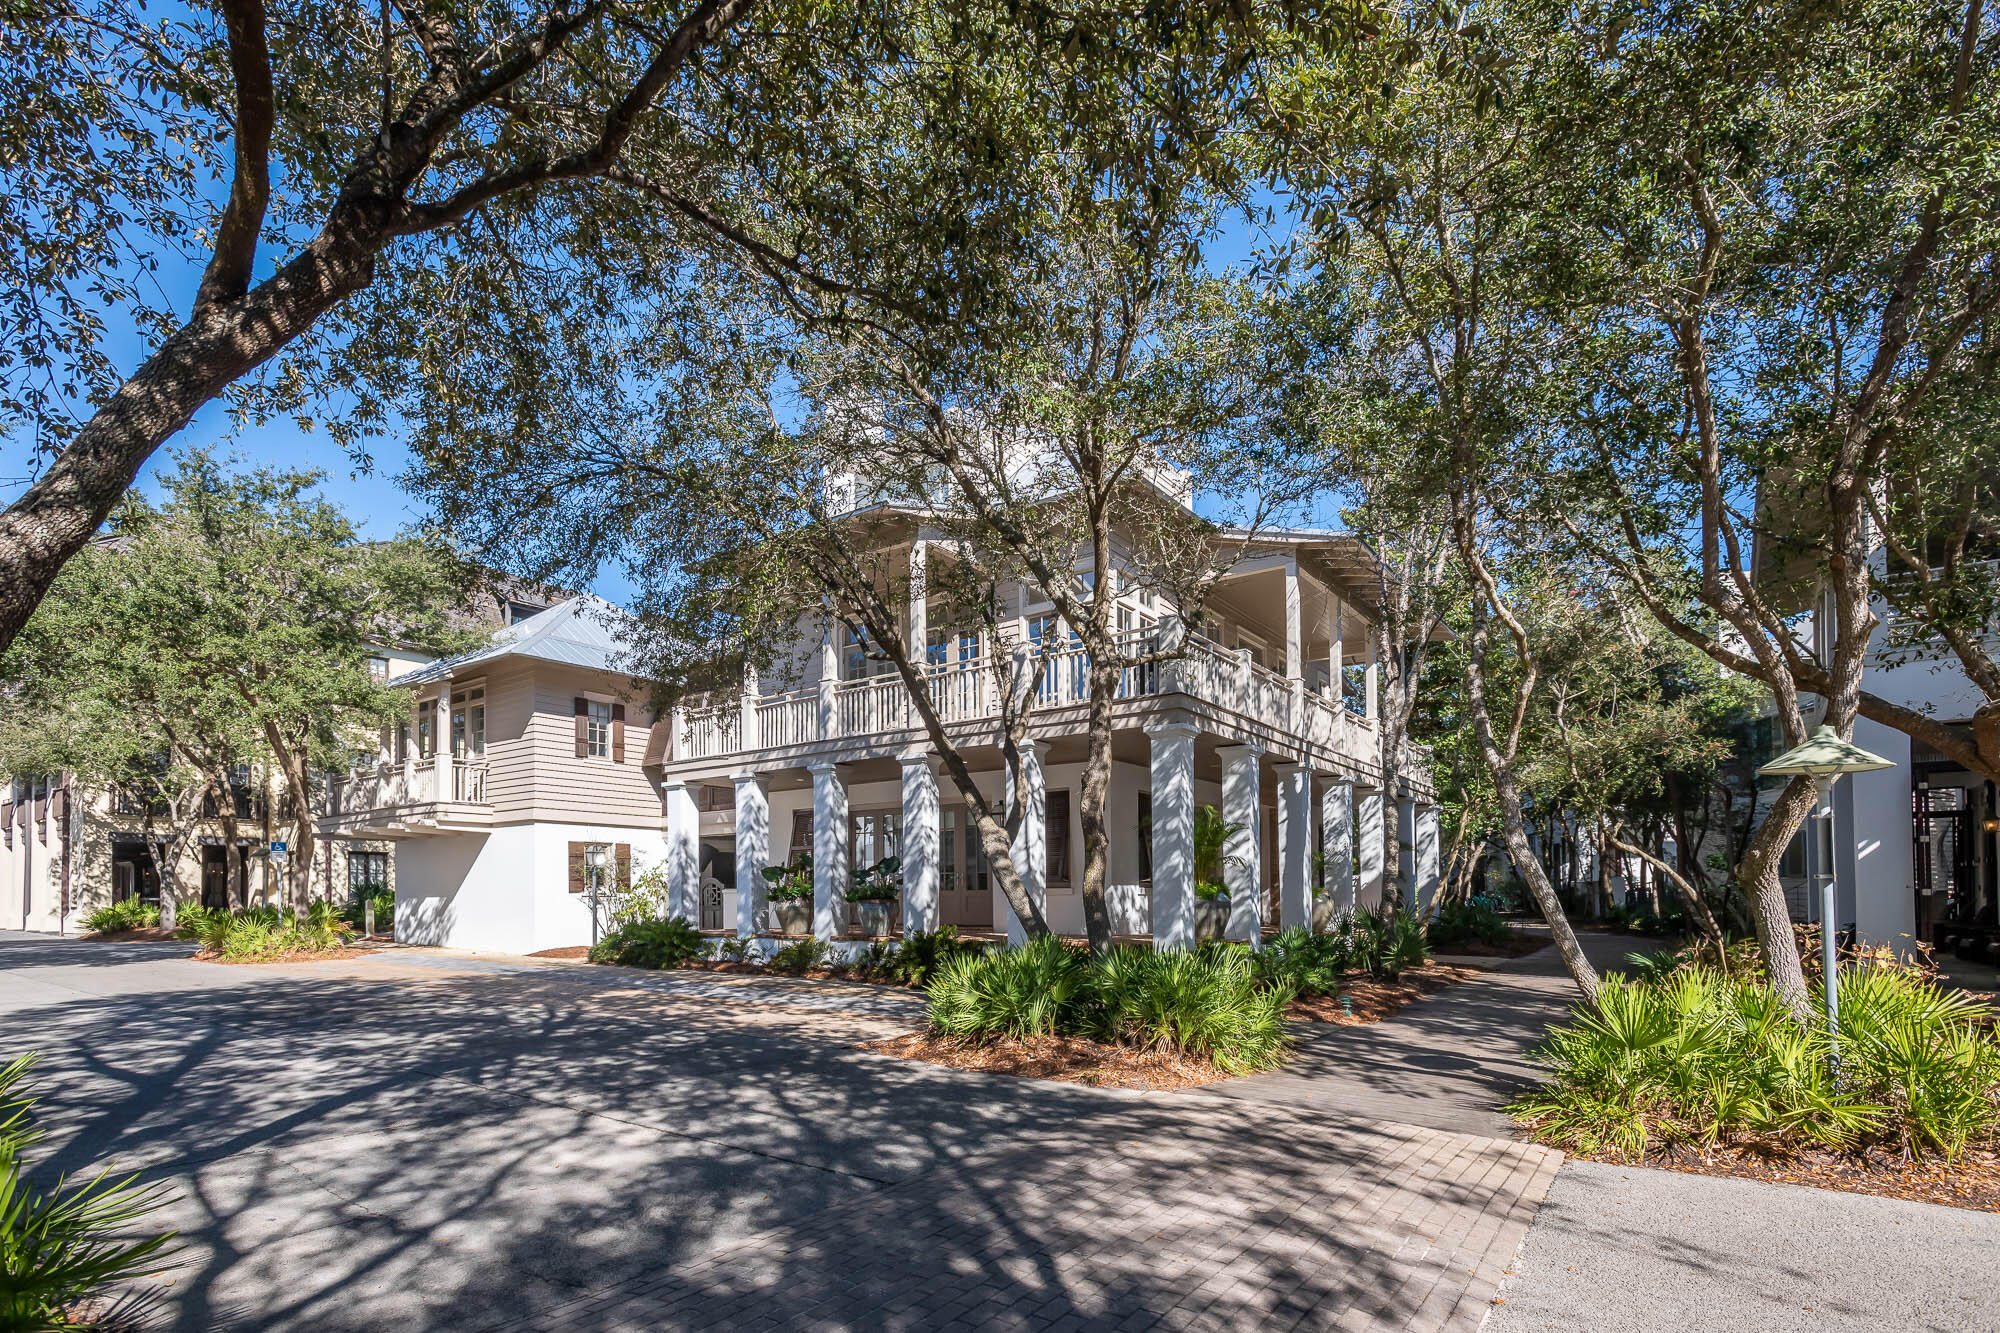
[[195, 945, 369, 965], [859, 1031, 1229, 1090], [1574, 1141, 2000, 1214], [1286, 961, 1486, 1024], [80, 927, 181, 943]]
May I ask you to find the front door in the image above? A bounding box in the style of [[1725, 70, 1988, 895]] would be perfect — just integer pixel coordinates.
[[202, 846, 230, 909], [937, 807, 994, 929]]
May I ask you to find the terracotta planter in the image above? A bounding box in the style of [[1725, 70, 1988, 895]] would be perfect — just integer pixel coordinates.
[[1193, 897, 1230, 942], [773, 899, 813, 936], [853, 900, 897, 937]]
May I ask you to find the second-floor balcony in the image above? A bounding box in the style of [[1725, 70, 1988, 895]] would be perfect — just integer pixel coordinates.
[[322, 756, 492, 837], [668, 631, 1400, 790]]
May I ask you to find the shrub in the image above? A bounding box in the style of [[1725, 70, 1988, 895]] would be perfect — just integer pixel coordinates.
[[1428, 900, 1512, 951], [81, 900, 161, 935], [1338, 906, 1430, 978], [172, 904, 225, 942], [928, 935, 1091, 1040], [762, 854, 814, 902], [1252, 926, 1348, 997], [767, 938, 830, 975], [847, 856, 901, 903], [889, 926, 978, 988], [1093, 948, 1291, 1074], [0, 1054, 180, 1328], [1511, 967, 2000, 1162], [340, 888, 395, 934], [589, 916, 705, 970], [710, 936, 754, 964]]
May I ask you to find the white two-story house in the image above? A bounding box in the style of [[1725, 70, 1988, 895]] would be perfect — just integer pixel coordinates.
[[653, 507, 1441, 954]]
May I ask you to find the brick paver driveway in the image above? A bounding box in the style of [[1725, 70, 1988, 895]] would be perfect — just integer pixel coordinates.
[[1, 932, 1555, 1332]]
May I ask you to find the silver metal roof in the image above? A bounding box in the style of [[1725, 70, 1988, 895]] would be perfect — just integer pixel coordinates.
[[396, 595, 635, 686]]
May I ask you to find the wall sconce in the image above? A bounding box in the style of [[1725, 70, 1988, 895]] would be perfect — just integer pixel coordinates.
[[1985, 817, 1999, 834]]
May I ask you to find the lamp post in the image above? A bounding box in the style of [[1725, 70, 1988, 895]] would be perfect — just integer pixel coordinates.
[[1757, 724, 1895, 1042]]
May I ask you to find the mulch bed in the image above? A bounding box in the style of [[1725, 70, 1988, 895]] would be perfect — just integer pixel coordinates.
[[1286, 961, 1485, 1024], [80, 927, 181, 943], [196, 946, 369, 965], [1576, 1142, 2000, 1214], [1436, 930, 1551, 959], [860, 1031, 1227, 1090], [528, 945, 593, 959]]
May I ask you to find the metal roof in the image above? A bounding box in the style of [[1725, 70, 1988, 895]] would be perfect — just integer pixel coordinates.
[[396, 595, 635, 686]]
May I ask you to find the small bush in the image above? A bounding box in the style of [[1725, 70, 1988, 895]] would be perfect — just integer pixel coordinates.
[[710, 936, 754, 964], [929, 935, 1089, 1039], [0, 1053, 181, 1327], [1512, 967, 2000, 1162], [762, 853, 814, 902], [204, 905, 354, 961], [1252, 926, 1348, 997], [589, 916, 705, 969], [890, 927, 978, 988], [1428, 900, 1513, 951], [767, 938, 830, 975], [341, 888, 395, 934], [81, 900, 161, 935]]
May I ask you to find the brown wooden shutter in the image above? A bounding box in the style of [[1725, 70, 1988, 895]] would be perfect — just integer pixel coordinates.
[[790, 809, 813, 861], [1046, 790, 1071, 884], [1, 798, 11, 849], [611, 703, 626, 763], [616, 843, 631, 890], [573, 697, 588, 758], [567, 841, 586, 894]]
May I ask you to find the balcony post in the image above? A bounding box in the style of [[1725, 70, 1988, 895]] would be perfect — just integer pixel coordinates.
[[900, 750, 941, 935], [1276, 761, 1312, 931], [1218, 742, 1263, 946], [1145, 718, 1199, 950], [1416, 801, 1441, 915], [663, 780, 700, 921], [1357, 782, 1386, 911], [739, 666, 759, 751], [1284, 556, 1304, 727], [1002, 738, 1046, 946], [1321, 776, 1355, 926], [1365, 630, 1380, 720], [1328, 596, 1345, 705], [1156, 615, 1187, 695], [809, 760, 848, 941], [907, 542, 928, 726], [434, 681, 454, 801], [818, 630, 839, 740], [733, 771, 770, 939]]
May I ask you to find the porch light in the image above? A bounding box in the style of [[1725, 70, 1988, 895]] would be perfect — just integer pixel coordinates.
[[1758, 725, 1895, 1047]]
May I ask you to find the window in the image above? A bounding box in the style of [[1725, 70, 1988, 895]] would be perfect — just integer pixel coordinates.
[[507, 600, 547, 625], [349, 851, 389, 894], [851, 810, 902, 872], [586, 699, 612, 758], [1047, 790, 1071, 886], [416, 704, 436, 759], [963, 810, 990, 892], [366, 654, 390, 681], [451, 684, 486, 759], [940, 808, 959, 891], [1137, 792, 1153, 883]]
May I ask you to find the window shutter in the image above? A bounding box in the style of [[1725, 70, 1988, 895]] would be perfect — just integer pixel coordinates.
[[567, 841, 586, 894], [616, 843, 631, 890], [1046, 790, 1071, 884], [573, 697, 588, 759], [1, 799, 11, 850], [790, 809, 813, 861], [611, 703, 626, 763]]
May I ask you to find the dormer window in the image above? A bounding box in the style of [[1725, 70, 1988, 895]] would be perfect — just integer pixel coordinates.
[[507, 600, 547, 625]]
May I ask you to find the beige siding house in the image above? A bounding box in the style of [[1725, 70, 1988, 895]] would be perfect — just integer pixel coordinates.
[[321, 597, 669, 954]]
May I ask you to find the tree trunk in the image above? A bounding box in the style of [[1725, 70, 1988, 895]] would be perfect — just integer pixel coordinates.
[[1076, 656, 1119, 952]]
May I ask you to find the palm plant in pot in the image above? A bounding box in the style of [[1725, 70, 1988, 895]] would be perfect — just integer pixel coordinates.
[[762, 853, 814, 935], [1192, 805, 1242, 942], [848, 856, 902, 937]]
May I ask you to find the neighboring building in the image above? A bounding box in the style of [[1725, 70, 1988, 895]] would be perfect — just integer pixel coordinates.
[[320, 596, 669, 955], [655, 510, 1439, 953]]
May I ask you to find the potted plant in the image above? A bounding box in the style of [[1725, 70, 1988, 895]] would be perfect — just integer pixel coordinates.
[[1192, 805, 1241, 941], [762, 853, 814, 935], [847, 855, 901, 937]]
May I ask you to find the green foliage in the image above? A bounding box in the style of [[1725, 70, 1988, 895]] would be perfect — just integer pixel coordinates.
[[79, 900, 160, 935], [766, 938, 831, 976], [1513, 969, 2000, 1162], [926, 939, 1292, 1073], [207, 905, 352, 962], [0, 1054, 180, 1329], [762, 854, 814, 903], [709, 936, 755, 964], [1428, 899, 1513, 951], [588, 916, 705, 970], [846, 856, 902, 903], [1250, 927, 1348, 998], [887, 927, 979, 988], [1335, 906, 1432, 979]]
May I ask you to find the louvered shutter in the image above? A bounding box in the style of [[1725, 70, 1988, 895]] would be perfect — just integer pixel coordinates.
[[567, 841, 586, 894], [611, 703, 626, 763], [573, 697, 588, 758]]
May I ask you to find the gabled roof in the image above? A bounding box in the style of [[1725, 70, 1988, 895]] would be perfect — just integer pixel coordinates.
[[396, 596, 634, 686]]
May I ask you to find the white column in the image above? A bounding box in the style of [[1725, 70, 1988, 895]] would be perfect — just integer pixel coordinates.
[[1365, 632, 1380, 719], [1397, 794, 1418, 910], [739, 666, 759, 751], [907, 542, 929, 725], [1416, 802, 1440, 915], [900, 751, 941, 935], [1321, 777, 1355, 924], [1218, 743, 1262, 945], [733, 771, 769, 939], [1146, 719, 1198, 951], [663, 779, 700, 922], [434, 683, 454, 800], [1327, 596, 1344, 699], [817, 626, 839, 739], [1003, 739, 1046, 946], [1283, 555, 1303, 680], [1276, 761, 1312, 931], [809, 761, 848, 941], [1357, 784, 1386, 911]]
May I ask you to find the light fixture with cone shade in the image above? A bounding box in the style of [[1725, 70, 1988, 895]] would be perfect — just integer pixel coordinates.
[[1757, 723, 1894, 1054]]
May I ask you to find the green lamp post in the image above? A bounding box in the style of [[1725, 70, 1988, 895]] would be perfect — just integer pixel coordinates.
[[1757, 724, 1895, 1040]]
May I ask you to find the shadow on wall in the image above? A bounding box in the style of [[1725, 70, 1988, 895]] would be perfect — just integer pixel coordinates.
[[395, 895, 457, 948]]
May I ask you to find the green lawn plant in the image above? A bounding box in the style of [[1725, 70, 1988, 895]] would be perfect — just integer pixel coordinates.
[[1512, 967, 2000, 1163], [762, 854, 814, 903], [79, 901, 161, 936], [588, 916, 706, 970], [0, 1054, 180, 1329]]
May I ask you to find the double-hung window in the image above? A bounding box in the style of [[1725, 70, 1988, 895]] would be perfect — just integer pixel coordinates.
[[586, 699, 612, 758]]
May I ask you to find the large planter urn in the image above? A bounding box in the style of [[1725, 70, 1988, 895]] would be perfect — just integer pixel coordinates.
[[1312, 897, 1344, 933], [854, 900, 897, 938], [773, 899, 813, 936], [1193, 897, 1230, 942]]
